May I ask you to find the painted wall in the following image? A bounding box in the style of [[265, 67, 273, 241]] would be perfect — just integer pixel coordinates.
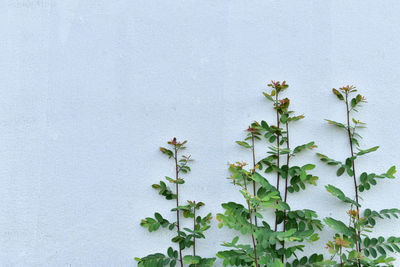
[[1, 0, 399, 266]]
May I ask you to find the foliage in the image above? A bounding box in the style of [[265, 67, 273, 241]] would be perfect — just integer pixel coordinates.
[[216, 81, 323, 266], [136, 83, 399, 267], [135, 138, 215, 267], [318, 85, 399, 267]]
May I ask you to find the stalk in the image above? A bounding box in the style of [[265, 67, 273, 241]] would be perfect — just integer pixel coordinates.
[[274, 92, 281, 232], [251, 132, 258, 227], [174, 146, 183, 267], [193, 201, 196, 267], [284, 122, 290, 204], [243, 176, 259, 267], [344, 93, 361, 267], [281, 122, 290, 262], [340, 246, 343, 267]]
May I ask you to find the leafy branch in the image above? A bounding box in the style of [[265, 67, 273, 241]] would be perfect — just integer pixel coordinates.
[[136, 138, 215, 267], [320, 85, 399, 267]]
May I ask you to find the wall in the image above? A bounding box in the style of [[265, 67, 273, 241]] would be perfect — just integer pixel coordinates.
[[1, 0, 400, 266]]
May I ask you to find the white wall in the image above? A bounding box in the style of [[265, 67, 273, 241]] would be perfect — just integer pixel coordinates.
[[1, 0, 400, 266]]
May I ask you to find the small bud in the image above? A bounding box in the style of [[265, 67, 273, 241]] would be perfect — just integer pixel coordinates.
[[168, 137, 178, 145], [334, 236, 350, 247], [246, 127, 258, 133], [339, 85, 356, 92], [347, 209, 359, 218]]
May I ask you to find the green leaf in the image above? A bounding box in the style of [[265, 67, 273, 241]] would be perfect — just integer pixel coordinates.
[[345, 157, 352, 168], [325, 119, 346, 129], [336, 166, 345, 176], [302, 164, 315, 171], [369, 247, 377, 258], [356, 146, 379, 156], [316, 153, 342, 166], [386, 166, 397, 178], [167, 247, 174, 258], [364, 209, 371, 217], [351, 97, 357, 108], [332, 88, 344, 100], [231, 236, 239, 245], [183, 255, 201, 264], [236, 141, 252, 149], [292, 142, 316, 154], [263, 92, 274, 102], [300, 170, 307, 181], [154, 212, 163, 222], [325, 184, 360, 207], [280, 114, 289, 124], [360, 172, 368, 183], [324, 217, 353, 236], [160, 147, 174, 158], [252, 172, 277, 193], [261, 120, 269, 128], [346, 167, 354, 177], [152, 181, 177, 200]]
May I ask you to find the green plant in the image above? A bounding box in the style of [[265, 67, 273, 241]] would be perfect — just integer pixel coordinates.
[[318, 85, 399, 267], [216, 81, 324, 266], [135, 138, 216, 267]]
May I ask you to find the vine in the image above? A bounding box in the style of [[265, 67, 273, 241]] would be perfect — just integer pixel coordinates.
[[318, 86, 399, 266], [134, 84, 400, 267], [216, 81, 323, 266], [135, 138, 216, 267]]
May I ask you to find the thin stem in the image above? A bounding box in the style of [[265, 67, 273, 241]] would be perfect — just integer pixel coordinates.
[[174, 146, 183, 267], [281, 122, 290, 262], [243, 177, 259, 267], [193, 201, 196, 267], [251, 133, 258, 227], [340, 246, 343, 267], [345, 96, 360, 209], [345, 94, 361, 267], [274, 93, 281, 232], [284, 122, 290, 204]]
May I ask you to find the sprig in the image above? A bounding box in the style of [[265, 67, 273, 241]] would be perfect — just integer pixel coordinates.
[[320, 86, 398, 267], [217, 81, 323, 266], [136, 139, 215, 267]]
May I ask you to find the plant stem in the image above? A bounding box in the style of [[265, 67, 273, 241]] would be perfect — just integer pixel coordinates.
[[281, 122, 290, 262], [340, 246, 343, 267], [174, 146, 183, 267], [284, 122, 290, 205], [251, 133, 258, 227], [244, 177, 259, 267], [345, 94, 361, 267], [193, 201, 196, 267], [274, 93, 281, 232]]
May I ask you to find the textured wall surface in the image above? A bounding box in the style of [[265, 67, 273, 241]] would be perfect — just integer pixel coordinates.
[[1, 0, 400, 266]]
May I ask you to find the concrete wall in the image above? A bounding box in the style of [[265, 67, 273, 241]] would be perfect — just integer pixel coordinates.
[[1, 0, 399, 266]]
